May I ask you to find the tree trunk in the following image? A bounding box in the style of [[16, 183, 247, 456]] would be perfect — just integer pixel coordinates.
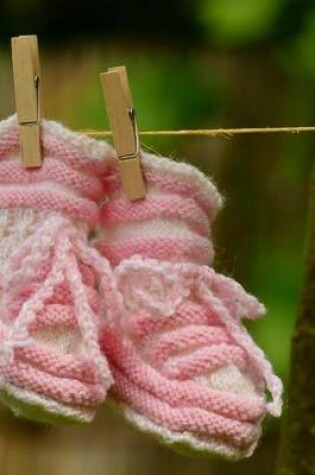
[[276, 162, 315, 474]]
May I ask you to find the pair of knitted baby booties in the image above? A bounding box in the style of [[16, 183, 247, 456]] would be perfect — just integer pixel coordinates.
[[0, 115, 282, 459]]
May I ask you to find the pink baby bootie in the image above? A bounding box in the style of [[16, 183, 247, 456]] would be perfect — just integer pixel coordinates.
[[0, 116, 117, 424], [96, 151, 283, 458]]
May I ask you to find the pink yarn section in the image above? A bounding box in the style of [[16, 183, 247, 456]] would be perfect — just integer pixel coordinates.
[[0, 116, 117, 422], [97, 151, 283, 457], [98, 237, 211, 267]]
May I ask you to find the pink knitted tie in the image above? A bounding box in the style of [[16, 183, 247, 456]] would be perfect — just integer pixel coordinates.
[[96, 151, 283, 458], [0, 115, 118, 424]]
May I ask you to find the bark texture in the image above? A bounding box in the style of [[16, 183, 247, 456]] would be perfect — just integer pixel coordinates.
[[276, 165, 315, 474]]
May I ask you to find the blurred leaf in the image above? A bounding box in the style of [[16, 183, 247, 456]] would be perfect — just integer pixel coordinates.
[[198, 0, 286, 45], [278, 7, 315, 81]]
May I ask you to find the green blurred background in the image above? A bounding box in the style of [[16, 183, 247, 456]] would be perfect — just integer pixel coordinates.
[[0, 0, 314, 473]]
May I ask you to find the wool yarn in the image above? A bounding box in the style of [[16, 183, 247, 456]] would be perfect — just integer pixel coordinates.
[[96, 151, 283, 458], [0, 115, 118, 424]]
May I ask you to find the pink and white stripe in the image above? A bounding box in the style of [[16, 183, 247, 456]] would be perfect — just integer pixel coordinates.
[[96, 151, 222, 267]]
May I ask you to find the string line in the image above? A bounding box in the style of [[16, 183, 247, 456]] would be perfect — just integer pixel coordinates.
[[80, 126, 315, 139]]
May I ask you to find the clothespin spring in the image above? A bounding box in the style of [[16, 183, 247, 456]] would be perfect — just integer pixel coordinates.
[[119, 108, 139, 161]]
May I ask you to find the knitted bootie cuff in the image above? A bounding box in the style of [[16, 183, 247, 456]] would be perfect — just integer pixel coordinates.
[[104, 150, 223, 220], [0, 115, 117, 230], [98, 150, 223, 266], [0, 115, 114, 169]]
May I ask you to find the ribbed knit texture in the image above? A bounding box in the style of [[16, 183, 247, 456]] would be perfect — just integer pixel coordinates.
[[96, 151, 283, 458], [0, 115, 118, 424], [97, 152, 222, 266]]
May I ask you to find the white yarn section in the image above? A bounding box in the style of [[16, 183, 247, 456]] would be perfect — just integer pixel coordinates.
[[163, 348, 259, 400], [123, 406, 258, 459], [36, 326, 82, 355], [114, 257, 192, 319], [0, 377, 94, 423], [0, 209, 59, 267], [97, 219, 212, 245], [196, 365, 257, 397], [0, 115, 17, 135]]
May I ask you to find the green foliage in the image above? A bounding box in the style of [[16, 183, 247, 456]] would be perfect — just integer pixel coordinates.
[[279, 7, 315, 80], [198, 0, 287, 45], [251, 247, 303, 381], [60, 50, 223, 149]]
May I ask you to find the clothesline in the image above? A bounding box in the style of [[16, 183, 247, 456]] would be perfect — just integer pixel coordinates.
[[81, 126, 315, 139]]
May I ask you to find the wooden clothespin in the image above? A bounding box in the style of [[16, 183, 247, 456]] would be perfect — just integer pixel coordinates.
[[100, 66, 145, 201], [11, 35, 42, 168]]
